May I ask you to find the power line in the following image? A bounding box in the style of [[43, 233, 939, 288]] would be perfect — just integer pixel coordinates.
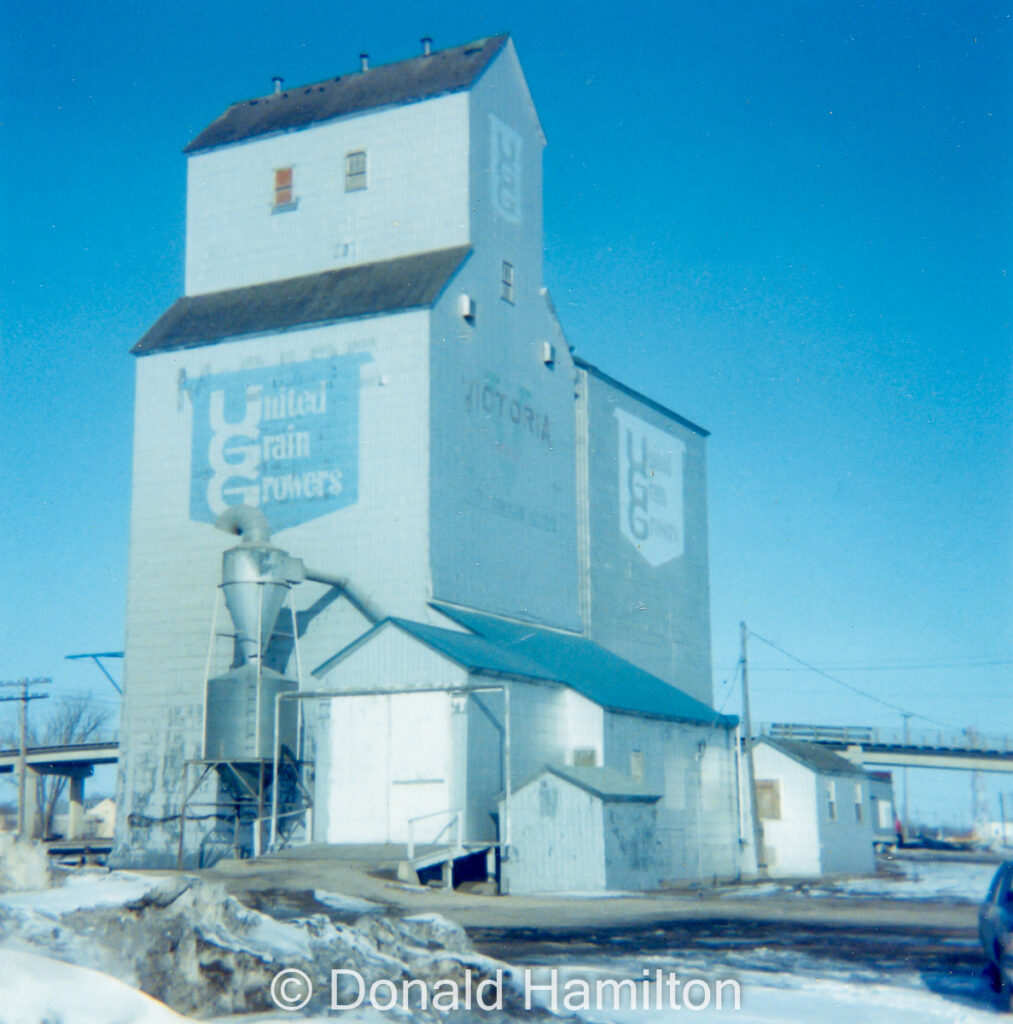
[[715, 658, 1012, 672], [746, 631, 950, 728]]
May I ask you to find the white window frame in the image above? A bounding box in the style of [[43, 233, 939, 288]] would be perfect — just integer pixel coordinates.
[[501, 260, 514, 303], [345, 150, 367, 192]]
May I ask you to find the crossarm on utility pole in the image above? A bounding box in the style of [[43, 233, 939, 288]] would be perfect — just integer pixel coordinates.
[[0, 677, 51, 837]]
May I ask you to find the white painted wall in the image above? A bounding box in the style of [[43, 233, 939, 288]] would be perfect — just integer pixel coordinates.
[[868, 775, 896, 841], [603, 713, 741, 882], [501, 774, 606, 892], [116, 312, 435, 865], [185, 94, 470, 294], [427, 37, 581, 630], [752, 744, 821, 876], [752, 743, 875, 877], [816, 774, 875, 875]]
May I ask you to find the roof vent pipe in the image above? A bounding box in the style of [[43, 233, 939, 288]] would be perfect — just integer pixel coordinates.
[[422, 37, 433, 56], [359, 53, 369, 72], [271, 76, 284, 94]]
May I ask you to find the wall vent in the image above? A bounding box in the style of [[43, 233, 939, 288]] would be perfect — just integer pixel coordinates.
[[458, 293, 476, 321]]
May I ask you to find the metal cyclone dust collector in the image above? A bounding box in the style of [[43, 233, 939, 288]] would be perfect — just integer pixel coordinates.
[[203, 506, 304, 762]]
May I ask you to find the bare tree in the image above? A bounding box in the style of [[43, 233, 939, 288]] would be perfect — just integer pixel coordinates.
[[1, 695, 111, 838]]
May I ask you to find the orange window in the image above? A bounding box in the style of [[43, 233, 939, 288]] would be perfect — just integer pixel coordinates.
[[274, 167, 294, 207]]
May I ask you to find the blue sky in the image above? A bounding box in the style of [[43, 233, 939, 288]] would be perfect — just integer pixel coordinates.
[[1, 1, 1010, 822]]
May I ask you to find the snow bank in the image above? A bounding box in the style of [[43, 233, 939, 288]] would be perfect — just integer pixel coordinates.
[[0, 871, 518, 1020], [0, 948, 190, 1024]]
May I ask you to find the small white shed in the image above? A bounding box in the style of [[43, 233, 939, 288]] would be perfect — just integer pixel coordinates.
[[498, 765, 662, 893], [752, 738, 876, 878]]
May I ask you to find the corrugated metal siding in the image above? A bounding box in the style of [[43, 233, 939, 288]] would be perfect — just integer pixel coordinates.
[[578, 365, 714, 703], [184, 95, 472, 294], [426, 41, 581, 630], [115, 312, 435, 865]]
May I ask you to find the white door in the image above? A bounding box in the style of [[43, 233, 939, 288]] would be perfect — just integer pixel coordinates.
[[326, 692, 451, 844]]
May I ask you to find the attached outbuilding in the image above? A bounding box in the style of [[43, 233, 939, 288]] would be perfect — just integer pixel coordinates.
[[498, 764, 662, 893], [308, 605, 744, 890], [752, 738, 876, 877]]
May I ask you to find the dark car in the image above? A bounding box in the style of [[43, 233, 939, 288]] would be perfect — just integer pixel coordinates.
[[981, 860, 1013, 1009]]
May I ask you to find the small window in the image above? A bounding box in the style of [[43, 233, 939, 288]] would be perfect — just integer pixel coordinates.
[[826, 780, 837, 821], [345, 150, 367, 191], [756, 780, 781, 820], [572, 747, 596, 767], [630, 751, 644, 782], [854, 783, 864, 823], [876, 798, 894, 830], [501, 260, 514, 303], [273, 167, 295, 209]]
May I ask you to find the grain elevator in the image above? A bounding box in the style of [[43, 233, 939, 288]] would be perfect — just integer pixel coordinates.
[[113, 35, 745, 889]]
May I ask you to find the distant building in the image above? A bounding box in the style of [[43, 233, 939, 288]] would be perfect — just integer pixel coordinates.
[[85, 798, 116, 839], [752, 738, 876, 877], [867, 770, 897, 849], [113, 35, 743, 887]]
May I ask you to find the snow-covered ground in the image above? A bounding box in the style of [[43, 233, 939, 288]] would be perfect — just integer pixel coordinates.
[[0, 858, 1006, 1023], [523, 939, 1004, 1023], [0, 949, 402, 1024], [0, 868, 164, 915], [577, 973, 1002, 1024], [718, 857, 1000, 903]]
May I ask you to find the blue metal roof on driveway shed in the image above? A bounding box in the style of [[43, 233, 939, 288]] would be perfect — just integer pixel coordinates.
[[315, 605, 736, 729]]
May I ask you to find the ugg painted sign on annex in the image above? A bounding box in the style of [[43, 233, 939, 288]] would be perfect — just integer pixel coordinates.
[[615, 408, 685, 567]]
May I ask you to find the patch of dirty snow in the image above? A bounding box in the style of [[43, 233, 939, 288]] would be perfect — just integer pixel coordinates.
[[312, 888, 381, 915], [716, 858, 999, 904], [0, 871, 517, 1021]]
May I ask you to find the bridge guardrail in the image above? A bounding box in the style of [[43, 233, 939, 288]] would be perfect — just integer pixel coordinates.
[[765, 722, 1012, 753]]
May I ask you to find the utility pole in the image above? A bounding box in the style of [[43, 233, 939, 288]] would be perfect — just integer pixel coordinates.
[[740, 623, 766, 874], [900, 711, 912, 844], [0, 678, 51, 837]]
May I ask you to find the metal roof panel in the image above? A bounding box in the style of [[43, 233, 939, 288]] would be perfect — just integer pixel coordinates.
[[185, 36, 509, 153], [132, 246, 471, 354]]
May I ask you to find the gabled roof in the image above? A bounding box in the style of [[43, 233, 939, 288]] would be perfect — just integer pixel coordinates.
[[185, 35, 509, 154], [432, 605, 735, 727], [132, 246, 470, 355], [760, 737, 869, 778], [314, 608, 734, 729], [542, 764, 662, 802]]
